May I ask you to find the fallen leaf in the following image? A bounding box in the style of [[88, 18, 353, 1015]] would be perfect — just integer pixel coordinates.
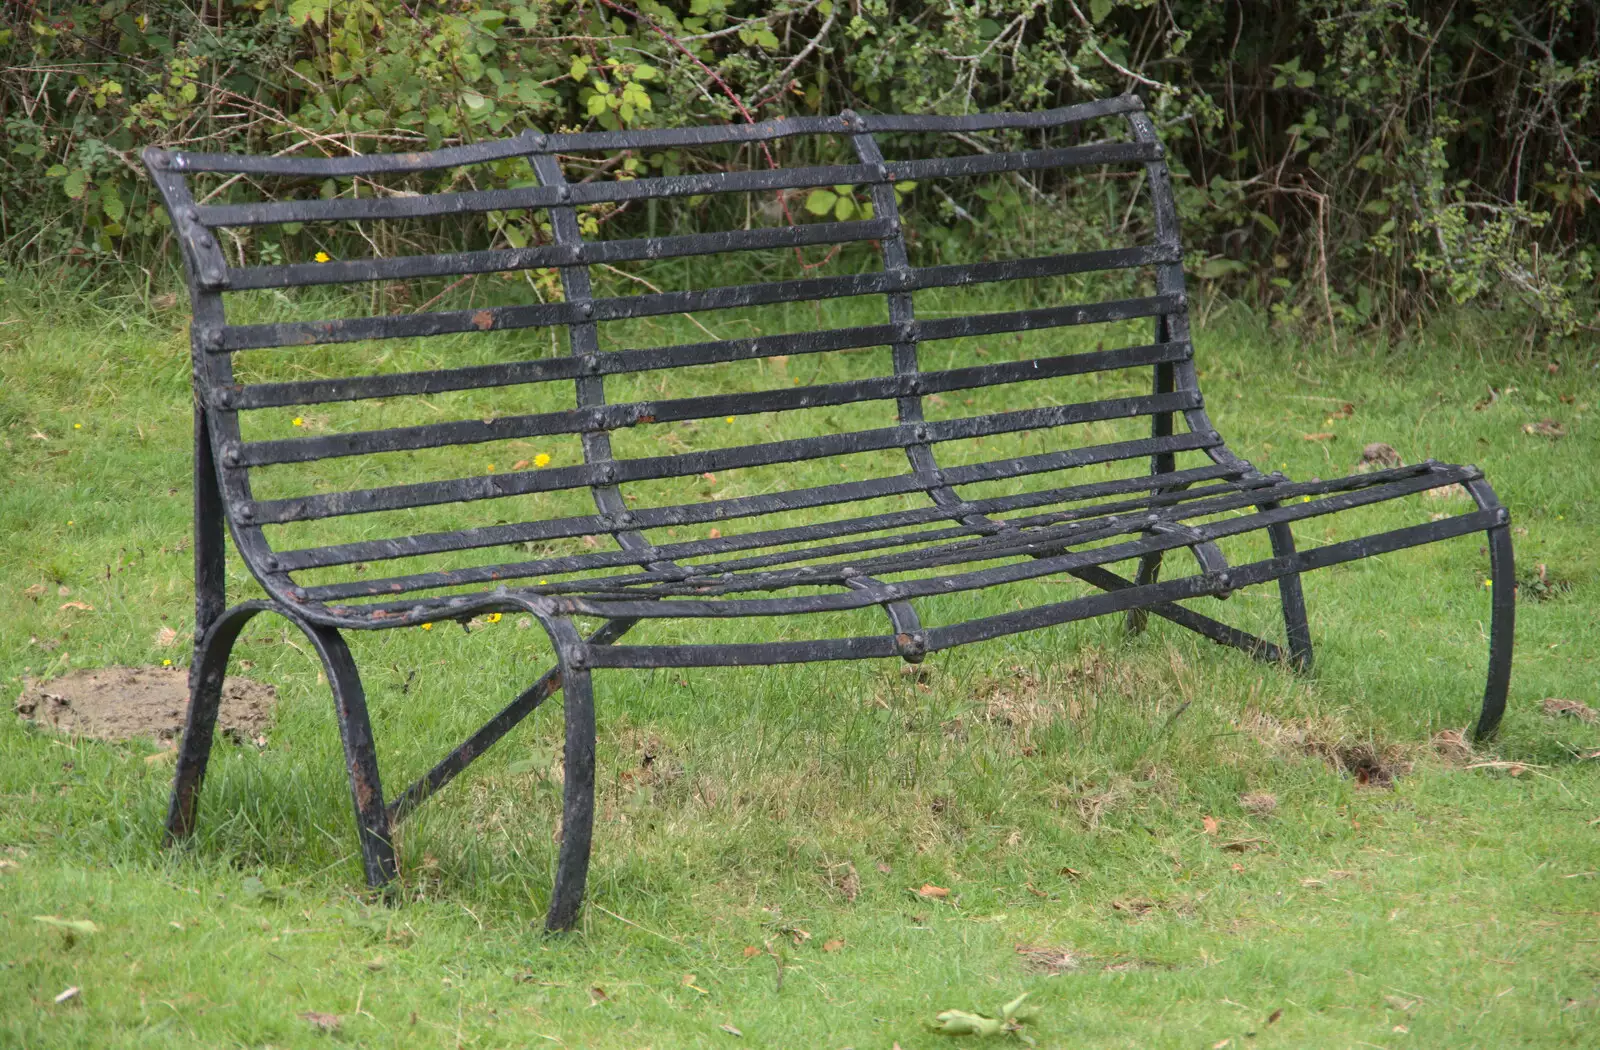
[[154, 625, 179, 647], [300, 1012, 341, 1032], [23, 584, 45, 600], [1202, 815, 1220, 835], [588, 985, 609, 1006], [1329, 402, 1355, 420], [932, 1009, 1006, 1037], [1302, 432, 1335, 442], [1059, 866, 1083, 879], [33, 916, 99, 935], [719, 1023, 743, 1036], [1357, 442, 1403, 471], [1213, 1040, 1231, 1049], [144, 747, 178, 766], [511, 459, 530, 470], [914, 883, 950, 899], [877, 861, 892, 874], [1016, 944, 1084, 973], [742, 945, 761, 958], [1266, 1008, 1283, 1025], [682, 973, 709, 994], [1394, 1024, 1409, 1033], [1522, 419, 1566, 438], [1220, 838, 1267, 852], [54, 986, 80, 1004], [822, 938, 845, 952], [1385, 995, 1418, 1011], [59, 601, 94, 612], [1542, 698, 1597, 723]]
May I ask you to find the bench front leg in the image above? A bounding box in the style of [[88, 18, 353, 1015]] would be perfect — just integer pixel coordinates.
[[546, 659, 597, 932]]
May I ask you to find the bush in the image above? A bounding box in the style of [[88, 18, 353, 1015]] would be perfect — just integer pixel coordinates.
[[2, 0, 1594, 338]]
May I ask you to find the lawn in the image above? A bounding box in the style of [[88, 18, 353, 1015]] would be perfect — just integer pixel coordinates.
[[1, 278, 1596, 1049]]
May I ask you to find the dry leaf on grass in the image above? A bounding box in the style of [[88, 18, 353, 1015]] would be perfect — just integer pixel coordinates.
[[1220, 838, 1267, 853], [719, 1023, 743, 1036], [822, 938, 845, 952], [1357, 442, 1403, 471], [1015, 944, 1085, 974], [741, 945, 761, 958], [1266, 1007, 1283, 1025], [1302, 432, 1335, 442], [59, 601, 93, 612], [1542, 698, 1597, 723], [914, 883, 950, 899], [1202, 815, 1220, 835], [154, 626, 179, 647], [588, 986, 609, 1006], [1523, 419, 1566, 438], [54, 986, 80, 1004], [300, 1012, 341, 1033]]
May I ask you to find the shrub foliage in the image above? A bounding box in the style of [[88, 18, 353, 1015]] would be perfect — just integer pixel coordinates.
[[2, 0, 1594, 334]]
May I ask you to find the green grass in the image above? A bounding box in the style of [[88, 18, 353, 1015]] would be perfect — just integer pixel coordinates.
[[1, 281, 1597, 1049]]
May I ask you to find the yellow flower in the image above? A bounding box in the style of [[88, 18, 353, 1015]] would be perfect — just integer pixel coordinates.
[[67, 520, 74, 525], [314, 251, 331, 263], [487, 612, 503, 623], [1483, 579, 1493, 588], [533, 453, 551, 468], [162, 659, 172, 666], [292, 417, 304, 427], [421, 622, 433, 630], [74, 423, 82, 429], [538, 578, 548, 585], [724, 416, 736, 424], [486, 463, 496, 473]]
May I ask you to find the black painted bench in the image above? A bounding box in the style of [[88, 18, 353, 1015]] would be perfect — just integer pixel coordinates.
[[145, 94, 1513, 931]]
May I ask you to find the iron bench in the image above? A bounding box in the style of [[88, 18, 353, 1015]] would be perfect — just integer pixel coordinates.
[[144, 94, 1514, 931]]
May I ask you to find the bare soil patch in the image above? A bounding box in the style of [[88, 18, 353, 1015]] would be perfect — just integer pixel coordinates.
[[14, 666, 275, 744]]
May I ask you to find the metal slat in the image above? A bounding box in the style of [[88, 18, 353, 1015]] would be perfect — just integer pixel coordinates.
[[194, 141, 1157, 230], [164, 96, 1144, 178], [246, 390, 1202, 524], [304, 464, 1238, 602], [213, 245, 1179, 352], [225, 293, 1180, 411], [272, 432, 1220, 571], [224, 218, 894, 291], [238, 341, 1190, 467]]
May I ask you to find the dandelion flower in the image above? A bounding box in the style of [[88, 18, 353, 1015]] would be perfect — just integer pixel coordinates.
[[533, 452, 551, 468], [67, 520, 74, 525], [1483, 579, 1492, 588], [162, 659, 172, 666], [74, 423, 82, 429], [487, 612, 503, 624], [421, 622, 433, 630], [724, 416, 736, 424], [486, 463, 496, 473], [314, 251, 331, 263], [538, 578, 548, 586], [292, 417, 304, 427]]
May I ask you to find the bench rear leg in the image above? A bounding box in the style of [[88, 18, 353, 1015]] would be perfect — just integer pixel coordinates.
[[545, 663, 597, 932], [1468, 480, 1515, 741], [167, 605, 261, 843], [1264, 518, 1314, 672]]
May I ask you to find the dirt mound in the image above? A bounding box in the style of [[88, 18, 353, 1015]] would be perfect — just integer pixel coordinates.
[[14, 666, 276, 744]]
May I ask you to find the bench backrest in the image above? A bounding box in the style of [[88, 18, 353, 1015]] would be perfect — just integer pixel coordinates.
[[146, 94, 1231, 618]]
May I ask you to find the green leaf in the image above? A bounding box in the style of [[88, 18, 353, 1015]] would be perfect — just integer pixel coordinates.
[[1090, 0, 1114, 22], [46, 164, 69, 178], [631, 63, 657, 80], [102, 193, 125, 222], [1198, 257, 1247, 279], [894, 181, 917, 193], [834, 195, 856, 220], [570, 56, 588, 81], [586, 92, 609, 117], [62, 170, 88, 200], [463, 91, 489, 110], [1362, 199, 1390, 215], [1250, 210, 1280, 237], [804, 189, 837, 216], [34, 916, 99, 935], [931, 1009, 1005, 1037]]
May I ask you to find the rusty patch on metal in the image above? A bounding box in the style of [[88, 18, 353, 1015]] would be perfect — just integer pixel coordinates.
[[472, 310, 495, 331]]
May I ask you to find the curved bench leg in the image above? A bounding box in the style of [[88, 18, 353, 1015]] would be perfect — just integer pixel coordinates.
[[545, 662, 597, 932], [1124, 550, 1164, 636], [311, 624, 396, 889], [166, 603, 395, 890], [167, 604, 264, 843], [1466, 480, 1515, 741], [1264, 518, 1314, 672]]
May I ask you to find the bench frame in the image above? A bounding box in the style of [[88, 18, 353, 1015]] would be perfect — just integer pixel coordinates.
[[145, 96, 1514, 931]]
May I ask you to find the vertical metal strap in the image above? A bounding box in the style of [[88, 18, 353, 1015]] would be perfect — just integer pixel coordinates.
[[529, 148, 662, 569]]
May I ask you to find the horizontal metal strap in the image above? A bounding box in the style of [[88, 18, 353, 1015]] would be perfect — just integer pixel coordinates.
[[271, 432, 1219, 571], [222, 293, 1180, 410], [224, 218, 894, 291], [550, 465, 1478, 617], [163, 97, 1142, 177], [212, 244, 1179, 352], [305, 464, 1238, 602], [195, 140, 1158, 229], [570, 506, 1498, 667], [245, 390, 1202, 523], [237, 341, 1190, 466]]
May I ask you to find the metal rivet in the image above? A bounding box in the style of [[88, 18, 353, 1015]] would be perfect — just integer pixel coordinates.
[[222, 447, 240, 466], [580, 302, 593, 317], [914, 424, 929, 441], [238, 504, 254, 520], [584, 356, 600, 374], [171, 155, 187, 171], [558, 186, 570, 201], [532, 133, 548, 148], [877, 163, 889, 180], [183, 207, 200, 223], [567, 244, 583, 262], [265, 557, 280, 571], [217, 390, 233, 407], [898, 321, 915, 340]]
